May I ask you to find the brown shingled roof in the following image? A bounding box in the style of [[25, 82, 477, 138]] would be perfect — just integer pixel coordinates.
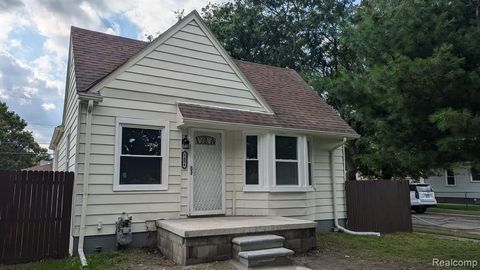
[[69, 26, 357, 136], [71, 26, 148, 92], [234, 60, 357, 135], [179, 103, 281, 126]]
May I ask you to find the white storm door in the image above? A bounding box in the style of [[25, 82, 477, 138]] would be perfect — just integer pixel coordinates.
[[190, 130, 225, 215]]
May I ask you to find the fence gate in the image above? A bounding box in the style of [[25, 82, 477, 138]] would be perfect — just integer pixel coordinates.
[[345, 180, 412, 234], [0, 171, 74, 265]]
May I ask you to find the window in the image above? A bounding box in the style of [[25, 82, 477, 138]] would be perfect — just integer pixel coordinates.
[[275, 136, 299, 185], [114, 118, 169, 191], [416, 185, 433, 192], [471, 168, 480, 182], [245, 136, 259, 185], [445, 169, 455, 186], [242, 133, 312, 192]]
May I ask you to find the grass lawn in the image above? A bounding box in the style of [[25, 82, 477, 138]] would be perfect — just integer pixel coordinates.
[[0, 252, 126, 270], [316, 232, 480, 269], [429, 203, 480, 216], [414, 225, 480, 241]]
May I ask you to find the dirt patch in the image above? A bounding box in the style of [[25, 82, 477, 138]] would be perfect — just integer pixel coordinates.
[[292, 249, 419, 270], [119, 248, 235, 270]]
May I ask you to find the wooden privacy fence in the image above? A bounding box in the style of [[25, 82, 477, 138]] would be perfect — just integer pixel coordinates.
[[0, 171, 74, 265], [345, 180, 412, 234]]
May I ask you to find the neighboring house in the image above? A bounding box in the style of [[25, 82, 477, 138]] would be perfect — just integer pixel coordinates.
[[22, 161, 53, 171], [424, 166, 480, 203], [49, 10, 358, 254]]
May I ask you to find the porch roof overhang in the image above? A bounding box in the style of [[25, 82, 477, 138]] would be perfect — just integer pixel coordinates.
[[49, 125, 64, 150], [177, 102, 360, 139]]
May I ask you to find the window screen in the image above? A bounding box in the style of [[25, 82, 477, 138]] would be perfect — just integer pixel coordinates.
[[119, 127, 163, 185], [245, 136, 259, 185], [446, 169, 455, 186], [275, 136, 298, 185]]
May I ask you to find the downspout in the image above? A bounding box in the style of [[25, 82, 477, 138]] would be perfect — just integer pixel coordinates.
[[78, 100, 94, 267], [329, 138, 380, 237], [232, 175, 237, 216]]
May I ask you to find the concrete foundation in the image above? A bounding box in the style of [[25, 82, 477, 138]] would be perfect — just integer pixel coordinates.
[[315, 218, 347, 232], [72, 231, 156, 255]]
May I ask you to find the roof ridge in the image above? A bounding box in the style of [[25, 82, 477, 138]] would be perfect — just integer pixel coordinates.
[[234, 59, 295, 72], [70, 26, 148, 44]]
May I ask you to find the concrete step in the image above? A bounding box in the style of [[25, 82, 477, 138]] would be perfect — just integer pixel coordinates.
[[232, 234, 285, 252], [238, 247, 295, 267]]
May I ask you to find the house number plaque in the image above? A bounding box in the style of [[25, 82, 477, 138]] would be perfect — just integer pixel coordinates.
[[181, 151, 188, 169], [195, 136, 216, 145]]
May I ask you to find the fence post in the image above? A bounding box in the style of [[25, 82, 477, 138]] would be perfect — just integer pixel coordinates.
[[465, 192, 468, 210]]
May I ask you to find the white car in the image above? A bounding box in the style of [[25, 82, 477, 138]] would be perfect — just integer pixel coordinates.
[[410, 184, 437, 213]]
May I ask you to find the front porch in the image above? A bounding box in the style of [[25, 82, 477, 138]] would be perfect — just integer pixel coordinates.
[[156, 216, 317, 266]]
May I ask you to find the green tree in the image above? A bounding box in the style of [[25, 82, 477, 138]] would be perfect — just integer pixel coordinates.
[[0, 102, 51, 170], [314, 0, 480, 179], [202, 0, 355, 75]]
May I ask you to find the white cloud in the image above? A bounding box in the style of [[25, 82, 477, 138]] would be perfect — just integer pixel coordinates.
[[41, 102, 56, 111], [0, 88, 8, 100], [22, 86, 38, 98], [0, 12, 30, 50], [32, 54, 64, 92], [9, 39, 22, 48]]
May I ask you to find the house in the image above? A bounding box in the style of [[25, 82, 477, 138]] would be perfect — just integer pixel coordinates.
[[22, 161, 53, 171], [424, 166, 480, 203], [49, 10, 358, 263]]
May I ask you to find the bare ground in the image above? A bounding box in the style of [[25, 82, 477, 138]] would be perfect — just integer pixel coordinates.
[[119, 248, 235, 270], [291, 249, 417, 270]]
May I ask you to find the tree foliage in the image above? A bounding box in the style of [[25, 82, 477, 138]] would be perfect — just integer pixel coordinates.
[[0, 102, 51, 170], [314, 0, 480, 179], [202, 0, 355, 75], [203, 0, 480, 180]]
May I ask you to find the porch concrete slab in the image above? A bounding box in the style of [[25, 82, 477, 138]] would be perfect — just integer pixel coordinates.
[[156, 216, 316, 238]]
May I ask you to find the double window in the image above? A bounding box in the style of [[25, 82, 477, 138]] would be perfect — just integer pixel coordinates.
[[244, 134, 312, 191], [114, 118, 169, 191]]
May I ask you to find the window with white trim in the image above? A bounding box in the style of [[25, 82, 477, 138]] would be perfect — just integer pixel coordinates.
[[445, 169, 455, 186], [275, 136, 299, 185], [245, 135, 259, 185], [114, 118, 169, 191], [471, 168, 480, 182], [242, 133, 312, 192]]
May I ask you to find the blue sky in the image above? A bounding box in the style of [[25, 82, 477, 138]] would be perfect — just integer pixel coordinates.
[[0, 0, 220, 151]]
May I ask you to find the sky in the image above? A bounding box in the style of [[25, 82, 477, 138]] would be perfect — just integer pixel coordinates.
[[0, 0, 223, 151]]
